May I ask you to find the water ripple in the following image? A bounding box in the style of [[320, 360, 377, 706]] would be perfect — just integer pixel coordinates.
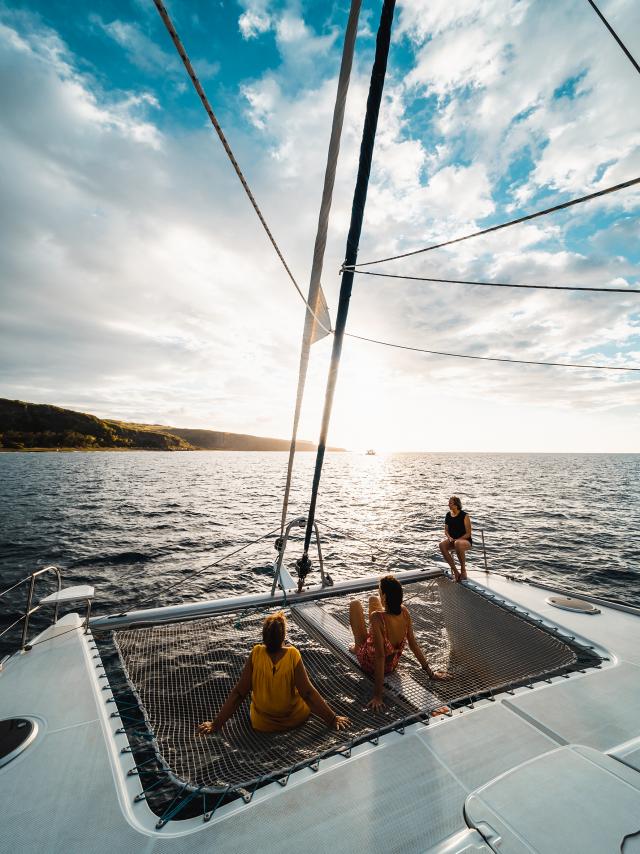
[[0, 451, 639, 657]]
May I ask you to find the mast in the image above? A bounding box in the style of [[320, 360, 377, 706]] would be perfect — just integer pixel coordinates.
[[299, 0, 397, 584]]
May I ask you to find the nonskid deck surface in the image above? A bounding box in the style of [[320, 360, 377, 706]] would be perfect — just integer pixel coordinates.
[[2, 572, 640, 854], [111, 578, 600, 803]]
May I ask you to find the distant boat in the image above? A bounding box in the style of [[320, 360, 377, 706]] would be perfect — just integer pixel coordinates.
[[365, 449, 376, 455]]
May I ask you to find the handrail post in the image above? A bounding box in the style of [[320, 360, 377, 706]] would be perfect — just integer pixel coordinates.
[[481, 530, 488, 572], [312, 521, 329, 587], [53, 567, 62, 624], [20, 573, 37, 651], [2, 565, 64, 652]]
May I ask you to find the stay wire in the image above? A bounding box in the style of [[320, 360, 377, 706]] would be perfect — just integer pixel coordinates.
[[152, 0, 332, 338], [316, 518, 394, 564], [586, 0, 640, 75], [131, 525, 282, 610], [344, 332, 640, 372], [352, 270, 640, 295], [346, 176, 640, 269]]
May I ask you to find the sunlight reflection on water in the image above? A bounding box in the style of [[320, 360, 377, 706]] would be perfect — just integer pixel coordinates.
[[0, 450, 638, 654]]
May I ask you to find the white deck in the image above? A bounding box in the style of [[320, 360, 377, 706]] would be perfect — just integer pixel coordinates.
[[1, 569, 640, 853]]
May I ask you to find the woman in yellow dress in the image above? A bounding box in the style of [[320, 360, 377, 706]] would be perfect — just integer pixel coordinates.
[[198, 612, 349, 734]]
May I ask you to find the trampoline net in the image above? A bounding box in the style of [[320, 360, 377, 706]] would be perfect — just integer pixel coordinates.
[[113, 578, 600, 797]]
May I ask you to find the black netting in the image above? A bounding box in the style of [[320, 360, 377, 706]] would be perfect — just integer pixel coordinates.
[[323, 578, 585, 708], [113, 578, 600, 797], [114, 609, 414, 794]]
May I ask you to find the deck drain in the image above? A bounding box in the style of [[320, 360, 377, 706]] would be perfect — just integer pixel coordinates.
[[0, 718, 39, 768]]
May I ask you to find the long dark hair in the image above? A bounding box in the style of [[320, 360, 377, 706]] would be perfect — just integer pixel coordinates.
[[380, 575, 403, 615], [262, 612, 286, 653], [450, 495, 462, 511]]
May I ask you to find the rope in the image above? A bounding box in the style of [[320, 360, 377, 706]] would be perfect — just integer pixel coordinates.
[[133, 525, 282, 609], [152, 0, 332, 337], [279, 0, 362, 538], [352, 269, 640, 295], [586, 0, 640, 75], [316, 518, 393, 564], [302, 0, 398, 563], [345, 332, 640, 372], [346, 176, 640, 269]]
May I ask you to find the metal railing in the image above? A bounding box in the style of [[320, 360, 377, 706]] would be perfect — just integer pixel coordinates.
[[271, 517, 330, 596], [0, 565, 62, 652]]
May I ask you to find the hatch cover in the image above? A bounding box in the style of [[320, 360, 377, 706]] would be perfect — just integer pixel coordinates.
[[546, 595, 600, 614], [465, 745, 640, 853], [0, 718, 38, 768]]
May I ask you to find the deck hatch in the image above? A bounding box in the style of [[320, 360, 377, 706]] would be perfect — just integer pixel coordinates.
[[109, 578, 601, 810], [0, 717, 38, 768]]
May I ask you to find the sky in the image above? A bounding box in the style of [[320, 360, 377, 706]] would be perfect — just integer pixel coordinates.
[[0, 0, 639, 452]]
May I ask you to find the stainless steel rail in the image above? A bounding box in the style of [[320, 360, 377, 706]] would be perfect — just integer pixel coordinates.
[[90, 566, 445, 631], [271, 516, 329, 596], [0, 565, 62, 651]]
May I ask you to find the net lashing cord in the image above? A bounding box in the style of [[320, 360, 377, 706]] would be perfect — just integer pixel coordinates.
[[279, 0, 362, 540], [152, 0, 331, 339], [112, 578, 600, 804]]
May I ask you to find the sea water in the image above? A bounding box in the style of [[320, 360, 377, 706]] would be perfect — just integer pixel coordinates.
[[1, 450, 639, 656]]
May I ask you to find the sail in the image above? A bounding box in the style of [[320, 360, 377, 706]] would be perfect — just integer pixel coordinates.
[[309, 286, 331, 344]]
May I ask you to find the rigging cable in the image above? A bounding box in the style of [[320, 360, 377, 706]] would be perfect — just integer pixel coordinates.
[[344, 332, 640, 372], [586, 0, 640, 75], [130, 525, 282, 610], [351, 270, 640, 294], [301, 0, 398, 582], [279, 0, 362, 540], [344, 176, 640, 269], [152, 0, 332, 338]]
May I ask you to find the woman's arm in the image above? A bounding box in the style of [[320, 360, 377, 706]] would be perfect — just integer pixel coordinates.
[[294, 660, 349, 729], [369, 612, 386, 709], [463, 514, 472, 541], [406, 609, 449, 680], [197, 654, 252, 734]]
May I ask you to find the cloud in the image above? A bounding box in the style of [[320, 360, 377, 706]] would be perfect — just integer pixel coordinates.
[[239, 9, 272, 40], [0, 2, 638, 451], [93, 15, 219, 80]]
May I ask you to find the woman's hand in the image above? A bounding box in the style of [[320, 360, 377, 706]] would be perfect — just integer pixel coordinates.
[[367, 695, 385, 711], [422, 664, 452, 680], [430, 670, 452, 680], [332, 715, 350, 731], [197, 720, 218, 735]]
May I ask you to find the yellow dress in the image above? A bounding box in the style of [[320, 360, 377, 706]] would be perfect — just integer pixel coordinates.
[[249, 644, 310, 732]]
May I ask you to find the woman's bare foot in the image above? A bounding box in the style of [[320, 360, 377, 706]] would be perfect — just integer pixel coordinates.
[[430, 705, 450, 716]]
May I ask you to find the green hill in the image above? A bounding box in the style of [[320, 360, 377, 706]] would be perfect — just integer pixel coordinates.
[[0, 399, 343, 452], [0, 399, 192, 451]]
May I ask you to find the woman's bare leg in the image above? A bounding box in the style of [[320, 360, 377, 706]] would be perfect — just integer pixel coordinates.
[[349, 600, 368, 647], [454, 540, 471, 580], [439, 539, 458, 577], [368, 595, 383, 622]]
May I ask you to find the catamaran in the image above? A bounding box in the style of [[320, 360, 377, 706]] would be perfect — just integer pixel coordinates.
[[2, 1, 640, 852]]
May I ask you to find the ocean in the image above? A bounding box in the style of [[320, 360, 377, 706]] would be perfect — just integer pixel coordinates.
[[1, 450, 639, 656]]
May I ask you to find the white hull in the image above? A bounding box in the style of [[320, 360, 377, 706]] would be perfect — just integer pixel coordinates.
[[1, 568, 640, 853]]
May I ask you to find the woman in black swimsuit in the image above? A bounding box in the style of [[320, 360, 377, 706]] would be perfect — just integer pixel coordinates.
[[439, 496, 472, 582]]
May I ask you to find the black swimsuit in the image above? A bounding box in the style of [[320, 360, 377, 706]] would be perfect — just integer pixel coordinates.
[[445, 510, 472, 546]]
